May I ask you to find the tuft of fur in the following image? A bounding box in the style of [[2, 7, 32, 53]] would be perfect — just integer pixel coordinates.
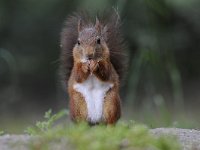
[[60, 11, 127, 85]]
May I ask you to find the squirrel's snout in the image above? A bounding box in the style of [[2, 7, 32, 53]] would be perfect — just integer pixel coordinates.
[[84, 46, 95, 60], [87, 54, 94, 60], [88, 55, 93, 60]]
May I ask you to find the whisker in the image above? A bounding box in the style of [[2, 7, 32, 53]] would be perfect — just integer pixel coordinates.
[[51, 59, 60, 64], [109, 51, 124, 54], [63, 53, 73, 56]]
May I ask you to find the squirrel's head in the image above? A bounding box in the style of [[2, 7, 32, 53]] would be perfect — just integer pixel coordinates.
[[73, 18, 109, 63]]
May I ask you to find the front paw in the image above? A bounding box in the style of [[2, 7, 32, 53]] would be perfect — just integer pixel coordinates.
[[82, 62, 89, 73], [89, 60, 98, 72]]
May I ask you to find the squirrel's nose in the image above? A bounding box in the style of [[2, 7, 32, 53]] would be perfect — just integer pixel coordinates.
[[87, 54, 93, 60]]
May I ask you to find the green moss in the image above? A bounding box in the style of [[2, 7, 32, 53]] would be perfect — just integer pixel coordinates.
[[26, 110, 181, 150], [28, 122, 180, 150]]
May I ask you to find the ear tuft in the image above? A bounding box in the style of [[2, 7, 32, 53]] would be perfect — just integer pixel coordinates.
[[78, 18, 83, 33], [95, 17, 101, 33]]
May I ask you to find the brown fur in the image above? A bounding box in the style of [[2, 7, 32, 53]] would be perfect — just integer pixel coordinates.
[[93, 60, 111, 81], [103, 87, 121, 124], [69, 90, 88, 122], [68, 59, 120, 124], [60, 11, 127, 125], [74, 62, 90, 83], [60, 11, 127, 84]]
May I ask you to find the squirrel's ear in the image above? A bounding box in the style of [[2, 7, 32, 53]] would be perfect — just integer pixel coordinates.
[[95, 17, 101, 33], [78, 18, 83, 33]]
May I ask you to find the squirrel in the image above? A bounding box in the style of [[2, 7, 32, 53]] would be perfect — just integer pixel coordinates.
[[60, 11, 127, 125]]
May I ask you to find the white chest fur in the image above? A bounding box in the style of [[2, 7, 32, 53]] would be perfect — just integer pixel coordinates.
[[73, 75, 113, 123]]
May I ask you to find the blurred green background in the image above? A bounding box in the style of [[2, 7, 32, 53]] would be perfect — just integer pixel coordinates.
[[0, 0, 200, 132]]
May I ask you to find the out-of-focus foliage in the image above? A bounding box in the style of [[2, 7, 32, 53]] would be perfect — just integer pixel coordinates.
[[0, 0, 200, 128], [25, 110, 180, 150]]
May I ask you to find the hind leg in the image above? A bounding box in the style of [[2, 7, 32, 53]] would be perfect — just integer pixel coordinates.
[[70, 90, 88, 123], [102, 88, 121, 124]]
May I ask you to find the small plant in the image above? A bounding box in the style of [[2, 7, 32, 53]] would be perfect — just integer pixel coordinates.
[[25, 109, 69, 135]]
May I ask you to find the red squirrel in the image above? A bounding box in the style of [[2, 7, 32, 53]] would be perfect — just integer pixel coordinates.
[[60, 12, 127, 125]]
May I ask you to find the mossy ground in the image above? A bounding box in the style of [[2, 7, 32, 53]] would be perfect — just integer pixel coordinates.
[[23, 109, 181, 150]]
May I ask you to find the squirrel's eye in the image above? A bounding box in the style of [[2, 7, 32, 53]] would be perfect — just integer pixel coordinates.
[[97, 38, 101, 44], [77, 40, 80, 45]]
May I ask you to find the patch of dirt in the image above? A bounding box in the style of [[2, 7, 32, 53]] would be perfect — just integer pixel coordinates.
[[0, 134, 31, 150], [151, 128, 200, 150]]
